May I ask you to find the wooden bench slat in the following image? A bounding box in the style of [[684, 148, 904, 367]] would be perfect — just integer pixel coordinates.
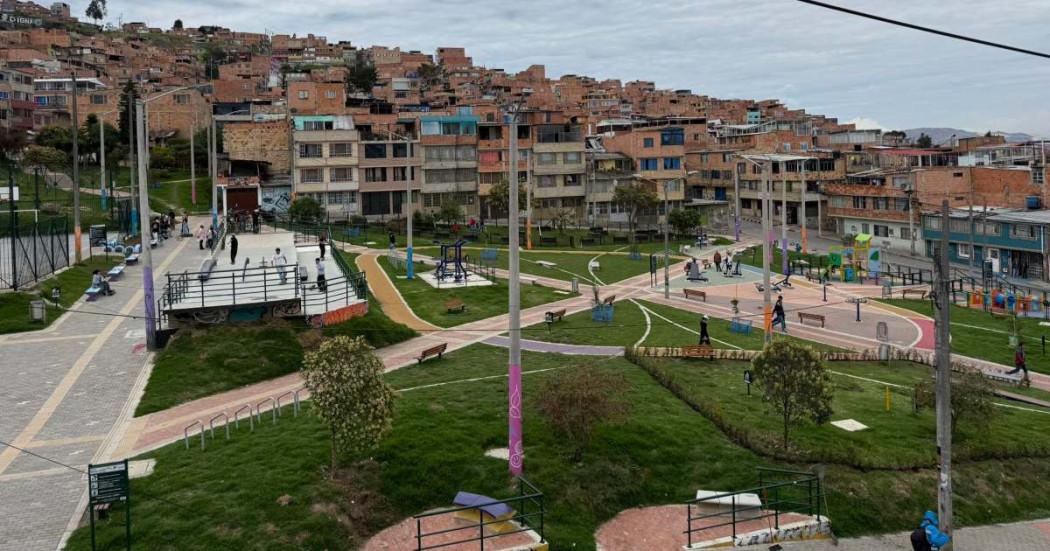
[[798, 312, 826, 328], [417, 342, 448, 363], [683, 289, 706, 302]]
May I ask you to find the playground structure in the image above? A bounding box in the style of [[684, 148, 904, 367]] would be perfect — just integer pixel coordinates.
[[417, 239, 494, 289], [436, 240, 469, 282]]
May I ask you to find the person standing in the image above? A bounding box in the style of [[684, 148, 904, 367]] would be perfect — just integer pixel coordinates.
[[910, 510, 950, 551], [319, 233, 327, 260], [713, 251, 722, 271], [180, 213, 190, 237], [315, 257, 327, 292], [1008, 341, 1029, 380], [773, 295, 787, 332], [229, 234, 239, 265], [699, 314, 711, 345], [196, 224, 206, 250], [251, 209, 260, 234], [272, 248, 288, 284]]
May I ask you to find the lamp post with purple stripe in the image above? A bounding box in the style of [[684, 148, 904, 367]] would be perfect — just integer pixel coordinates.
[[134, 98, 156, 349]]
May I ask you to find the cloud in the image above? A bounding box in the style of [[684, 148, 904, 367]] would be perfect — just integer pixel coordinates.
[[74, 0, 1050, 136], [846, 117, 883, 131]]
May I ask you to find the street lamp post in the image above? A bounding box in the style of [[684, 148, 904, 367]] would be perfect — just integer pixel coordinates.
[[506, 105, 524, 476], [733, 161, 742, 242], [134, 98, 157, 349], [663, 180, 670, 299]]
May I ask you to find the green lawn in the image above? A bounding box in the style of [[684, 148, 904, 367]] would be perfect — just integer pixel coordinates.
[[66, 344, 1050, 549], [637, 356, 1050, 469], [148, 176, 213, 215], [0, 255, 121, 334], [378, 256, 573, 327], [881, 299, 1050, 373], [414, 246, 658, 285], [739, 245, 830, 275]]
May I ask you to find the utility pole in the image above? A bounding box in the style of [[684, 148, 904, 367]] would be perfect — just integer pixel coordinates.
[[800, 160, 808, 253], [781, 165, 788, 275], [663, 179, 670, 299], [507, 106, 523, 476], [405, 133, 414, 279], [908, 189, 916, 257], [128, 89, 138, 237], [526, 147, 533, 250], [733, 161, 741, 242], [934, 199, 954, 543], [99, 119, 105, 193], [7, 160, 15, 290], [190, 113, 196, 205], [762, 161, 772, 344], [211, 116, 218, 230], [135, 99, 157, 349], [71, 70, 81, 262]]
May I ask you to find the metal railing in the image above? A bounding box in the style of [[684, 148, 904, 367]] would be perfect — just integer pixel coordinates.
[[685, 467, 822, 547], [413, 477, 545, 551], [160, 264, 304, 310], [182, 389, 306, 451]]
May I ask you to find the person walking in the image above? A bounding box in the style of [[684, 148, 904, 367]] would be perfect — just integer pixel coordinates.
[[713, 251, 722, 271], [910, 510, 950, 551], [229, 234, 239, 265], [699, 314, 711, 345], [180, 213, 190, 238], [251, 209, 260, 233], [272, 248, 288, 284], [1007, 341, 1029, 380], [196, 224, 206, 250], [319, 233, 327, 260], [315, 257, 327, 292], [773, 295, 787, 332]]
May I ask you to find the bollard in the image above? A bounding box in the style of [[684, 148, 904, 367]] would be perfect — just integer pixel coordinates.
[[885, 386, 891, 412]]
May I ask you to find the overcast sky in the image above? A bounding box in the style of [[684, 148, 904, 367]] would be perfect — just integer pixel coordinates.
[[77, 0, 1050, 136]]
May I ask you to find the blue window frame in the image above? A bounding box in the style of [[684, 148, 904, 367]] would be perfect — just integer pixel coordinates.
[[643, 137, 654, 148], [661, 129, 684, 146], [640, 158, 658, 171], [663, 157, 681, 170]]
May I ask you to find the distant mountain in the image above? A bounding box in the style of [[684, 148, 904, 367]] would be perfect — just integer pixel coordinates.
[[901, 127, 1034, 145]]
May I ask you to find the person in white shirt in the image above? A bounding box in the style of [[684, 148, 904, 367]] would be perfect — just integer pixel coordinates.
[[272, 248, 288, 283], [315, 257, 327, 292]]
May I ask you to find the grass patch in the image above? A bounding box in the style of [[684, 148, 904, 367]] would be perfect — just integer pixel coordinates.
[[414, 246, 657, 285], [322, 295, 418, 349], [635, 356, 1050, 469], [134, 322, 305, 416], [881, 299, 1050, 373], [0, 255, 120, 334], [739, 245, 830, 274], [148, 176, 213, 215], [378, 256, 572, 327]]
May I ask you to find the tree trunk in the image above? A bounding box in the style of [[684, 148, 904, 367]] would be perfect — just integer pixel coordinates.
[[330, 427, 338, 474]]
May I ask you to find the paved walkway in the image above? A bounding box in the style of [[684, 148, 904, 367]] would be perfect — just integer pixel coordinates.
[[354, 252, 439, 331], [0, 217, 215, 551], [777, 518, 1050, 550]]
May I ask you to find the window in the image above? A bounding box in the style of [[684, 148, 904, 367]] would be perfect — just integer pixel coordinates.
[[298, 90, 309, 99], [852, 196, 866, 209], [393, 166, 408, 181], [900, 227, 911, 240], [640, 158, 658, 171], [861, 223, 869, 234], [537, 175, 555, 188], [174, 94, 189, 105], [330, 143, 353, 157], [325, 90, 336, 99], [90, 94, 106, 105], [564, 174, 581, 186], [1011, 223, 1038, 240], [643, 137, 654, 148], [1034, 169, 1045, 185], [298, 143, 322, 158], [873, 225, 890, 238], [663, 157, 681, 170], [300, 168, 322, 183], [957, 243, 971, 258], [365, 143, 387, 159], [563, 152, 581, 164], [302, 120, 333, 130], [537, 152, 557, 165], [392, 143, 409, 158], [660, 129, 684, 145], [0, 91, 8, 101], [330, 167, 353, 182], [365, 167, 387, 182]]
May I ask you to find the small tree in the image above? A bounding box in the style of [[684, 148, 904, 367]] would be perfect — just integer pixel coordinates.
[[536, 365, 629, 462], [347, 59, 378, 94], [752, 340, 833, 449], [22, 145, 68, 173], [85, 0, 106, 24], [438, 200, 462, 227], [289, 196, 323, 223], [302, 336, 396, 472], [487, 179, 526, 223], [668, 208, 702, 237], [914, 369, 997, 435], [916, 133, 933, 148], [613, 182, 658, 242]]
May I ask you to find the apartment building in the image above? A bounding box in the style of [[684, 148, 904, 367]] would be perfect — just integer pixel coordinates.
[[292, 115, 360, 217], [532, 122, 586, 219], [922, 208, 1049, 282], [288, 81, 345, 115], [356, 121, 421, 219], [736, 153, 844, 232], [31, 75, 105, 127], [475, 105, 531, 219], [600, 123, 688, 223], [584, 149, 636, 226], [419, 112, 479, 217], [0, 63, 33, 131]]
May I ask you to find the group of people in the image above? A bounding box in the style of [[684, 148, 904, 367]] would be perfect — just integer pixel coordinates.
[[195, 224, 220, 251], [711, 250, 737, 276], [229, 207, 261, 234], [270, 247, 327, 292]]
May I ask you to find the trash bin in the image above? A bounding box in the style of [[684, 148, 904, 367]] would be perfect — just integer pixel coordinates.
[[571, 277, 579, 294], [29, 300, 46, 322]]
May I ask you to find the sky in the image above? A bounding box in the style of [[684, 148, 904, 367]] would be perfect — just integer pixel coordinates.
[[74, 0, 1050, 137]]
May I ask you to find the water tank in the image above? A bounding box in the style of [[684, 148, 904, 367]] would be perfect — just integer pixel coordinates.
[[1026, 196, 1041, 210]]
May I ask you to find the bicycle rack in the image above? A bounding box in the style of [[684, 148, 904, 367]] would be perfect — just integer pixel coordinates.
[[209, 412, 230, 440], [292, 389, 304, 417], [275, 391, 293, 417], [184, 420, 205, 450], [256, 397, 277, 425], [233, 404, 254, 432]]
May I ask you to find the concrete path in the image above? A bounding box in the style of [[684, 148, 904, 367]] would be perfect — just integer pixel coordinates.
[[777, 518, 1050, 550], [0, 216, 216, 551], [353, 251, 439, 332]]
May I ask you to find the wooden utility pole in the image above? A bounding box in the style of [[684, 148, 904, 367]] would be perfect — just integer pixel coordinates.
[[935, 199, 954, 544]]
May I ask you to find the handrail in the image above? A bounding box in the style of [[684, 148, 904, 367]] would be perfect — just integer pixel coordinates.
[[183, 420, 204, 450], [292, 389, 304, 417], [256, 397, 277, 425], [413, 477, 545, 550], [233, 404, 254, 432], [209, 411, 230, 440], [275, 391, 293, 417]]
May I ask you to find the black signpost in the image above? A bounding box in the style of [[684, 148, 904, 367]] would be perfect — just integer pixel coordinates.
[[88, 459, 131, 550], [743, 369, 753, 396]]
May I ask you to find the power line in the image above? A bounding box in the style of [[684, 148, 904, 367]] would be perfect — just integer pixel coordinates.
[[796, 0, 1050, 60]]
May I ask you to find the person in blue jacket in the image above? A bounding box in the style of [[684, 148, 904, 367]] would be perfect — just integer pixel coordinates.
[[910, 510, 950, 550]]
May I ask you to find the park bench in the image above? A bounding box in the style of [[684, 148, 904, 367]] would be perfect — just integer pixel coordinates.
[[684, 288, 707, 302], [520, 276, 538, 286], [106, 264, 126, 280], [797, 312, 826, 328], [540, 236, 558, 246], [754, 281, 780, 293], [805, 272, 822, 283], [986, 370, 1024, 386], [197, 258, 217, 281], [902, 289, 927, 300], [445, 298, 466, 314], [588, 260, 600, 271], [545, 308, 566, 323], [602, 294, 616, 305], [85, 286, 102, 301], [417, 342, 448, 364], [536, 260, 557, 269], [730, 317, 753, 335]]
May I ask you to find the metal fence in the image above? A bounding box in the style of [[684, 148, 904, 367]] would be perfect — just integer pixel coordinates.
[[0, 215, 70, 290], [413, 477, 545, 551]]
